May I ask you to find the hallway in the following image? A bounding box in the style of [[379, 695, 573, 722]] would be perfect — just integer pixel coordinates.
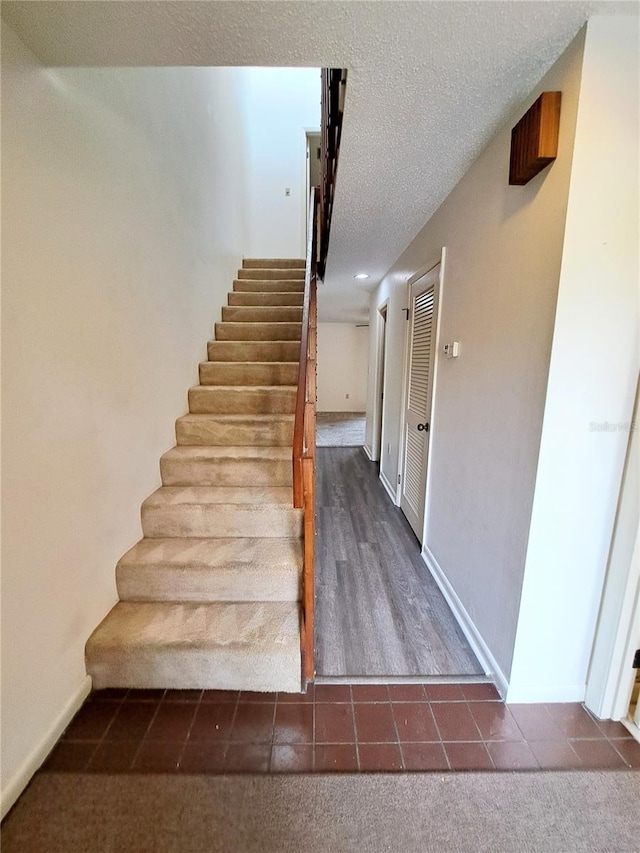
[[315, 447, 483, 677]]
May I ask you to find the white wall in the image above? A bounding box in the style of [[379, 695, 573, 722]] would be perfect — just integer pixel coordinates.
[[0, 25, 255, 815], [508, 15, 639, 703], [366, 32, 586, 685], [239, 67, 320, 259], [317, 323, 368, 412]]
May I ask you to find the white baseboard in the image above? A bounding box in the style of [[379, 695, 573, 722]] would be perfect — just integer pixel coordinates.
[[422, 545, 509, 699], [379, 470, 398, 505], [1, 674, 92, 819], [363, 444, 373, 461], [505, 682, 586, 704]]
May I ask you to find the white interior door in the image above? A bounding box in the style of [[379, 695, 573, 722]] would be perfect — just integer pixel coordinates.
[[400, 266, 439, 541]]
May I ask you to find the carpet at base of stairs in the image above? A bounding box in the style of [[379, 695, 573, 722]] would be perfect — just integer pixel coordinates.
[[86, 601, 302, 692]]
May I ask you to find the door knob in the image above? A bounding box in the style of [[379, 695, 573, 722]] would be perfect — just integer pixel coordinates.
[[417, 423, 429, 432]]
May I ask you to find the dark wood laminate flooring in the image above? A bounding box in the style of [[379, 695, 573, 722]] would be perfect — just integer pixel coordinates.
[[315, 447, 484, 677]]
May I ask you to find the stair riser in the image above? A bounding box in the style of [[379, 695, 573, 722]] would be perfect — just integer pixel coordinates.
[[88, 646, 301, 691], [141, 505, 303, 539], [221, 306, 303, 323], [176, 417, 294, 447], [160, 456, 292, 487], [199, 362, 298, 386], [189, 387, 296, 415], [215, 322, 301, 342], [207, 341, 300, 362], [233, 280, 305, 293], [228, 292, 304, 307], [242, 259, 305, 270], [238, 269, 305, 280], [116, 565, 300, 603]]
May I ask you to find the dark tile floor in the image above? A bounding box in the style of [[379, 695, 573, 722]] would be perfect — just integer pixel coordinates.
[[41, 683, 640, 774]]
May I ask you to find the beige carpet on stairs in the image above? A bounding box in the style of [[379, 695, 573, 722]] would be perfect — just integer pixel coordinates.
[[85, 259, 307, 693]]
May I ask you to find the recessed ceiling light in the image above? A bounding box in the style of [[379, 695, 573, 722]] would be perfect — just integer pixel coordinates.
[[354, 273, 370, 280]]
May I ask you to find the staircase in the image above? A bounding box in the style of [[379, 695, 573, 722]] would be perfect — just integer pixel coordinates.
[[85, 259, 307, 693]]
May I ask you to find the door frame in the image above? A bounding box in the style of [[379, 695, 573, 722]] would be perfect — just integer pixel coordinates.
[[396, 249, 446, 536], [585, 374, 640, 722], [302, 127, 321, 255], [368, 300, 388, 464]]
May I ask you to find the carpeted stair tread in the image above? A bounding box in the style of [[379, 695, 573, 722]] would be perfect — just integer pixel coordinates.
[[232, 279, 305, 293], [188, 385, 296, 415], [86, 600, 301, 691], [214, 321, 302, 341], [228, 292, 304, 306], [141, 486, 303, 539], [199, 361, 298, 386], [207, 341, 301, 362], [160, 445, 292, 487], [221, 305, 303, 323], [242, 258, 305, 269], [238, 268, 305, 280], [175, 413, 294, 446], [117, 537, 301, 602]]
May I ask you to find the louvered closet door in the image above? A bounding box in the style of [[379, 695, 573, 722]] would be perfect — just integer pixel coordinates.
[[400, 266, 439, 541]]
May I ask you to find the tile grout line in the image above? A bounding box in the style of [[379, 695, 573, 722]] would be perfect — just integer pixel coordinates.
[[130, 692, 167, 770], [175, 690, 205, 771]]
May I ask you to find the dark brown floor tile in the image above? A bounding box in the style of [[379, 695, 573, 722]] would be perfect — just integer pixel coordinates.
[[270, 744, 314, 773], [145, 702, 197, 741], [315, 702, 355, 743], [392, 702, 439, 742], [163, 689, 202, 703], [87, 740, 139, 772], [528, 740, 583, 770], [87, 688, 128, 702], [461, 683, 500, 701], [544, 703, 603, 738], [444, 741, 494, 770], [351, 685, 390, 702], [358, 743, 403, 771], [612, 737, 640, 768], [238, 691, 278, 703], [387, 684, 427, 702], [200, 690, 239, 703], [353, 702, 397, 743], [314, 684, 351, 703], [593, 718, 633, 739], [188, 702, 235, 742], [230, 702, 275, 742], [273, 703, 313, 744], [487, 741, 539, 770], [278, 684, 314, 703], [431, 702, 482, 741], [132, 740, 183, 772], [508, 705, 565, 741], [424, 684, 465, 702], [105, 702, 157, 741], [314, 744, 358, 772], [179, 742, 227, 773], [63, 702, 117, 740], [126, 689, 166, 702], [402, 742, 449, 771], [224, 743, 271, 772], [42, 741, 97, 772], [469, 703, 523, 741], [571, 739, 628, 769]]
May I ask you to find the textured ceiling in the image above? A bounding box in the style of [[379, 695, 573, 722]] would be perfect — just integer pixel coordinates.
[[2, 0, 632, 321]]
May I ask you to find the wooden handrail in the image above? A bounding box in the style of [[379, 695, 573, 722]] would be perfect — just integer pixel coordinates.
[[293, 67, 345, 686], [293, 187, 319, 686]]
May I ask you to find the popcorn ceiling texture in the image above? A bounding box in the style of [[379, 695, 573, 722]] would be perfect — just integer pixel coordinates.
[[2, 0, 606, 321]]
